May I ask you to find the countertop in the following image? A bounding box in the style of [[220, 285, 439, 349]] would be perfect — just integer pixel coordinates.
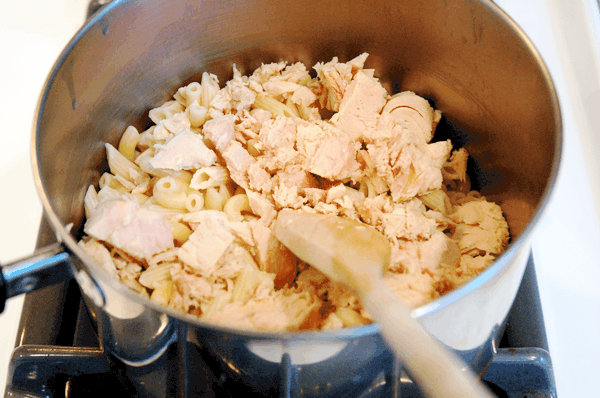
[[1, 0, 599, 396]]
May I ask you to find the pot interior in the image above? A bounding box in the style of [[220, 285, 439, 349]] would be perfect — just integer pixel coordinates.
[[34, 0, 560, 326]]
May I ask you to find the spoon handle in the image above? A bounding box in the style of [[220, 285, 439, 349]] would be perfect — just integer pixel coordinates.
[[361, 280, 494, 398]]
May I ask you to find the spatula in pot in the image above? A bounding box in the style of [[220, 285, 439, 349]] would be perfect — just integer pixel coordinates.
[[275, 210, 494, 398]]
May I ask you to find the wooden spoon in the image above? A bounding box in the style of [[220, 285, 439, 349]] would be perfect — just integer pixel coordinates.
[[275, 209, 494, 398]]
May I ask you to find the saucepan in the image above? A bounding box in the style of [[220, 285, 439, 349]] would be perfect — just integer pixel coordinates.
[[0, 0, 560, 396]]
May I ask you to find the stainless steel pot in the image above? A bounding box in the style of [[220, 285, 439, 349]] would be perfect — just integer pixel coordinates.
[[1, 0, 561, 396]]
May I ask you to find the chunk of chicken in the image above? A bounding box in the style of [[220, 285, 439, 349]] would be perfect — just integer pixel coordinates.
[[450, 201, 510, 255], [84, 196, 174, 262], [78, 238, 119, 277], [149, 129, 217, 171], [178, 214, 235, 275], [332, 70, 388, 141], [203, 115, 236, 152]]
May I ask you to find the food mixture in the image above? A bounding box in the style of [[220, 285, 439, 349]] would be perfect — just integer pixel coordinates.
[[79, 54, 510, 331]]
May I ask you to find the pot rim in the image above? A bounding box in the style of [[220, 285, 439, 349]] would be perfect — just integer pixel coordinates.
[[30, 0, 562, 340]]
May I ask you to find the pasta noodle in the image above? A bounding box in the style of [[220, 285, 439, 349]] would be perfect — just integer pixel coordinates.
[[246, 139, 262, 157], [419, 190, 453, 215], [79, 55, 511, 332], [155, 176, 189, 194], [169, 221, 194, 245], [223, 194, 252, 222], [149, 100, 184, 124], [253, 94, 299, 118], [150, 280, 174, 306], [200, 72, 220, 107], [118, 126, 140, 161], [154, 190, 188, 211], [139, 263, 172, 289], [204, 186, 227, 211], [132, 193, 150, 205], [144, 204, 186, 219], [105, 143, 146, 183], [98, 173, 130, 195], [185, 192, 204, 212], [84, 185, 98, 219], [138, 127, 163, 149], [190, 166, 230, 190], [175, 82, 202, 107], [187, 102, 209, 128]]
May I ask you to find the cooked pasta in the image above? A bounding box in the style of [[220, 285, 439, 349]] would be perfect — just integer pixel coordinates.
[[154, 190, 188, 211], [223, 194, 252, 222], [175, 82, 202, 107], [200, 72, 220, 108], [99, 173, 130, 195], [105, 143, 146, 184], [253, 94, 299, 118], [79, 54, 510, 332], [185, 192, 204, 213], [190, 166, 230, 190], [155, 176, 189, 194], [84, 185, 98, 219], [187, 102, 210, 128], [419, 189, 453, 215], [169, 221, 193, 245], [118, 126, 140, 161], [150, 280, 174, 306], [149, 100, 185, 124], [202, 187, 221, 211], [139, 263, 173, 289]]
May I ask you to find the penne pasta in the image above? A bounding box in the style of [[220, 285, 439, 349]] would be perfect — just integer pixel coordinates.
[[84, 185, 98, 219], [419, 189, 453, 215], [231, 267, 274, 304], [200, 72, 220, 108], [139, 263, 173, 289], [148, 100, 185, 124], [155, 176, 190, 194], [190, 166, 230, 190], [174, 82, 202, 107], [154, 189, 188, 211], [253, 94, 299, 118], [118, 125, 140, 161], [204, 186, 226, 211], [150, 280, 174, 306], [187, 102, 209, 128], [201, 292, 232, 320], [105, 143, 146, 183]]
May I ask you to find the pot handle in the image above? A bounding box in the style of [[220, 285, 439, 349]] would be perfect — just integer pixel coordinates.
[[0, 242, 72, 313]]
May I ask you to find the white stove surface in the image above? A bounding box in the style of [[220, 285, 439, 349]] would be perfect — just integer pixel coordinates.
[[1, 0, 599, 396]]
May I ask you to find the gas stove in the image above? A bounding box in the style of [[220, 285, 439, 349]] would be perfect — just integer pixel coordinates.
[[1, 0, 600, 396], [4, 221, 556, 398]]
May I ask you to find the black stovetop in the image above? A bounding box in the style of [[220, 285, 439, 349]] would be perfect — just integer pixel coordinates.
[[4, 216, 557, 398]]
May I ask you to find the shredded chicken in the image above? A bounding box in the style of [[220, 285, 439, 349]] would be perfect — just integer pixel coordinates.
[[79, 54, 510, 332]]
